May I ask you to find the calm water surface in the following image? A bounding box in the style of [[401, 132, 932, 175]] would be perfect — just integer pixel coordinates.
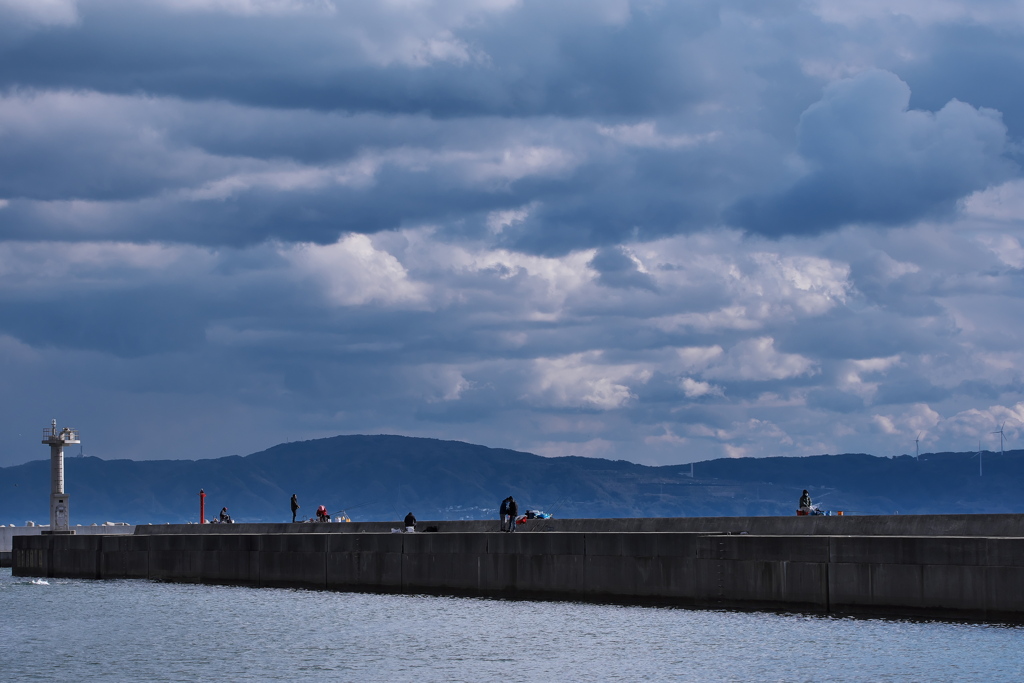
[[2, 568, 1022, 681]]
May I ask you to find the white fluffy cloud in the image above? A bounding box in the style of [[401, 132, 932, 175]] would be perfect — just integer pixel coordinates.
[[281, 235, 427, 307], [960, 180, 1024, 223], [702, 337, 817, 382], [527, 352, 651, 410]]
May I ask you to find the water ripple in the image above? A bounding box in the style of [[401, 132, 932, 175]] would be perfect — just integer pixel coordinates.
[[1, 569, 1022, 682]]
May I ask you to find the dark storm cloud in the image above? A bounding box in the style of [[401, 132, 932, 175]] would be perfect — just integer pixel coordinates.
[[0, 89, 751, 250], [493, 139, 745, 254], [0, 290, 208, 356], [776, 306, 950, 361], [901, 24, 1024, 138], [0, 0, 717, 117], [732, 70, 1016, 236]]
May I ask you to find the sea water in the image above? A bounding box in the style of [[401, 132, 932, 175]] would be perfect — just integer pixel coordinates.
[[2, 568, 1022, 682]]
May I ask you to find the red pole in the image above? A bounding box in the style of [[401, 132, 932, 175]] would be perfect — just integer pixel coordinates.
[[199, 489, 206, 524]]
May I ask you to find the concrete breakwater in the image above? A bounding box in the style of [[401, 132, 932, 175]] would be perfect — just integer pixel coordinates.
[[13, 515, 1024, 622]]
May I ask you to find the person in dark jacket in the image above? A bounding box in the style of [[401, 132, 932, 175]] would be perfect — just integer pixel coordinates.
[[404, 512, 416, 530], [499, 496, 511, 532], [799, 490, 812, 512], [507, 497, 519, 533], [291, 494, 300, 523]]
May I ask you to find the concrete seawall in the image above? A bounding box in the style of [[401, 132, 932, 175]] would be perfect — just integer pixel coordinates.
[[15, 515, 1024, 622]]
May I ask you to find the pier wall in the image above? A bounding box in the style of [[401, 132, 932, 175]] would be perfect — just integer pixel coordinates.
[[15, 524, 1024, 621]]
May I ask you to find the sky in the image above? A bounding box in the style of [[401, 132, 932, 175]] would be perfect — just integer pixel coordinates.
[[1, 0, 1023, 467]]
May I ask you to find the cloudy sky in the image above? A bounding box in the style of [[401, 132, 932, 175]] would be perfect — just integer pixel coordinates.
[[1, 0, 1023, 467]]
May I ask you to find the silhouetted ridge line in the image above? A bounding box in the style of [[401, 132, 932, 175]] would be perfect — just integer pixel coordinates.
[[1, 435, 1021, 524]]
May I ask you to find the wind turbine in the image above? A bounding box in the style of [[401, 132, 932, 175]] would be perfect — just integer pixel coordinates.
[[915, 433, 922, 460], [993, 422, 1006, 457], [973, 440, 983, 477]]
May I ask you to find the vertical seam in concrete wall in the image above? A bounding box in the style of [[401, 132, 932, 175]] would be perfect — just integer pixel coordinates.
[[825, 536, 831, 614], [484, 533, 490, 592], [582, 534, 588, 594], [919, 550, 924, 607], [717, 537, 724, 602]]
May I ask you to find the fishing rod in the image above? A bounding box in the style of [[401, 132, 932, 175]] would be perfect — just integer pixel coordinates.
[[544, 497, 570, 519], [331, 500, 377, 519]]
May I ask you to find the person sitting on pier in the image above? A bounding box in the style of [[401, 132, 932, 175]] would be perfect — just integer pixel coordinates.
[[404, 512, 416, 532], [219, 507, 233, 524], [799, 490, 812, 514], [316, 505, 330, 522]]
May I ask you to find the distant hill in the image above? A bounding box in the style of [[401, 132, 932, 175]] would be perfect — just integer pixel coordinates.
[[0, 435, 1019, 525]]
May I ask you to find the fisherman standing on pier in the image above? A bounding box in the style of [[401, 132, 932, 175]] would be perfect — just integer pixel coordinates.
[[499, 496, 511, 532], [291, 494, 300, 523], [507, 496, 519, 533]]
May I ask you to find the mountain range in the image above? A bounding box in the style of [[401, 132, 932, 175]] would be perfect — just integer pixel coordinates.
[[0, 434, 1018, 525]]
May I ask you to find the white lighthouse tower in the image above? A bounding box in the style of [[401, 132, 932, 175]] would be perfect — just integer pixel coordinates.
[[42, 419, 79, 533]]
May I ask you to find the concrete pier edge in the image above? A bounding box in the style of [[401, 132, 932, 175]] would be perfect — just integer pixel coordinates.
[[127, 513, 1024, 537]]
